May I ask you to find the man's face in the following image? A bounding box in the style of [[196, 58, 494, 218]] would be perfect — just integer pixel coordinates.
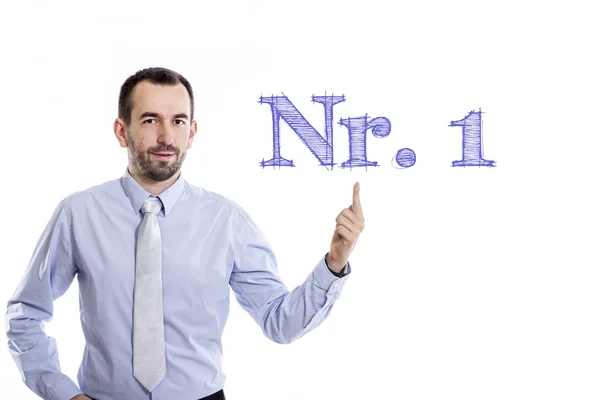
[[124, 81, 196, 182]]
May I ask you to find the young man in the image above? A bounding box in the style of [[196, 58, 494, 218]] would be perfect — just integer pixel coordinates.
[[5, 67, 364, 400]]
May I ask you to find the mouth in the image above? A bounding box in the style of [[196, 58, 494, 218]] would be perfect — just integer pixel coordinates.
[[152, 152, 175, 159]]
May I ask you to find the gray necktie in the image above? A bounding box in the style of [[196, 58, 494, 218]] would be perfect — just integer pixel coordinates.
[[133, 196, 166, 392]]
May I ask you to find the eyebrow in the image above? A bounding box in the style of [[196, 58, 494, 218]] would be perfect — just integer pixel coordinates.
[[139, 112, 189, 120]]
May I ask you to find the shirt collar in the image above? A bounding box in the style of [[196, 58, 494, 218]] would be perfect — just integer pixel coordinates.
[[120, 167, 185, 216]]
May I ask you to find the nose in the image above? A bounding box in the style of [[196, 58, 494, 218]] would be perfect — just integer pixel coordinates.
[[158, 123, 174, 145]]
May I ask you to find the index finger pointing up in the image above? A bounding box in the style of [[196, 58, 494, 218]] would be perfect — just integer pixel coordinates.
[[352, 181, 363, 219]]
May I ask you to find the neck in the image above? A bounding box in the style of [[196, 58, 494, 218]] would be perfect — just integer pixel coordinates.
[[128, 166, 180, 195]]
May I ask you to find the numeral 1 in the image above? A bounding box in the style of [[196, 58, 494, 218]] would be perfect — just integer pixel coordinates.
[[449, 109, 496, 167]]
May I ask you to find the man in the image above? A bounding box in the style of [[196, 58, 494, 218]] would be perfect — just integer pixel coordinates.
[[5, 67, 364, 400]]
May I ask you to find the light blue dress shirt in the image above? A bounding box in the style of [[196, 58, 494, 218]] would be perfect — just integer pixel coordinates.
[[5, 169, 351, 400]]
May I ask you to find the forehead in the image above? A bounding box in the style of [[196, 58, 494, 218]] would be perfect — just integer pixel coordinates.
[[130, 80, 190, 116]]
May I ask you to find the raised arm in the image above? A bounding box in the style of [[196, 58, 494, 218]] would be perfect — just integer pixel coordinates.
[[229, 183, 363, 344]]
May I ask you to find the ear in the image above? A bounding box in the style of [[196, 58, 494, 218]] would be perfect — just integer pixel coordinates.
[[187, 120, 198, 149], [113, 118, 129, 148]]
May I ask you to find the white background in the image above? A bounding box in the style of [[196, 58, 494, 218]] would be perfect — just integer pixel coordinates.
[[1, 1, 599, 399]]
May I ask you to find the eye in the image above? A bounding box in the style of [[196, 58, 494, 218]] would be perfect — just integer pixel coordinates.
[[174, 119, 186, 126], [143, 119, 157, 124]]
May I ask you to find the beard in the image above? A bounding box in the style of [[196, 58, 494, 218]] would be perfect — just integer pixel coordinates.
[[127, 131, 187, 182]]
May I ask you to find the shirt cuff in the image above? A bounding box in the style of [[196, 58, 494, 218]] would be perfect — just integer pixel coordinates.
[[324, 252, 351, 278], [47, 375, 83, 400], [313, 254, 351, 292]]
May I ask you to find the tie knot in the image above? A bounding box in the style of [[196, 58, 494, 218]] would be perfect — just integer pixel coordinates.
[[141, 197, 162, 215]]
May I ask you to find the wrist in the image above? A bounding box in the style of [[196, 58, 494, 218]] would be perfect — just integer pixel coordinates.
[[325, 253, 346, 274]]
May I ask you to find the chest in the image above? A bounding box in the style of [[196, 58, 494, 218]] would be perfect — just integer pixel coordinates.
[[73, 206, 235, 305]]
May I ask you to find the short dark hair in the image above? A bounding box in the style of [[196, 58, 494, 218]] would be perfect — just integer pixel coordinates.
[[118, 67, 195, 126]]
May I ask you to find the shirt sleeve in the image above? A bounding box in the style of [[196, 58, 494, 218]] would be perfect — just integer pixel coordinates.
[[228, 207, 351, 344], [4, 199, 84, 400]]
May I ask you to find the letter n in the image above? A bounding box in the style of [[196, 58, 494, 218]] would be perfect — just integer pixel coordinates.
[[259, 93, 345, 169]]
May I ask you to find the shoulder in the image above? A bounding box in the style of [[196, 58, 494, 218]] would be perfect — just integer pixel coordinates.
[[182, 181, 255, 223], [57, 177, 122, 212], [35, 178, 118, 231], [183, 181, 244, 211]]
